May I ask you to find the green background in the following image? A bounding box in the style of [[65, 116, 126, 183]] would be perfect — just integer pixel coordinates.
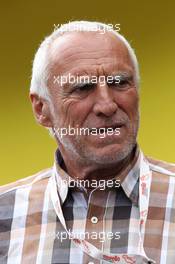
[[1, 0, 175, 185]]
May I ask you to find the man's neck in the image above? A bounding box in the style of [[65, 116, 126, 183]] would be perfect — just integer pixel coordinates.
[[58, 145, 138, 185]]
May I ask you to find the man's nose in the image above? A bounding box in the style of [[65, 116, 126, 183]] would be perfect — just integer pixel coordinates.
[[92, 83, 118, 117]]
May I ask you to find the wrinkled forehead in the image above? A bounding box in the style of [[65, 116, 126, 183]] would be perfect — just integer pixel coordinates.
[[48, 31, 135, 75]]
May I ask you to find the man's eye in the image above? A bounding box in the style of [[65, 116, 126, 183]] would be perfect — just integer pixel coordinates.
[[118, 79, 130, 87], [107, 78, 130, 89], [72, 83, 95, 93]]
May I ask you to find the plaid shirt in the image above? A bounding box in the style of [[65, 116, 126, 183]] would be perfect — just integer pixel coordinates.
[[0, 147, 175, 264]]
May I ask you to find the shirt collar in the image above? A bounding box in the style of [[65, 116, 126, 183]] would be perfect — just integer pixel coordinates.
[[54, 145, 140, 206], [120, 150, 140, 206]]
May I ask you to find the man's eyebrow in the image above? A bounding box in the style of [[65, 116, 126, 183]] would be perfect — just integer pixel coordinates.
[[61, 72, 134, 90], [58, 77, 94, 93], [110, 71, 134, 79], [71, 78, 94, 89], [71, 83, 94, 90], [104, 73, 134, 84]]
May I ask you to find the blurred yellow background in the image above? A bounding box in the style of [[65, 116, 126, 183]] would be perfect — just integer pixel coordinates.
[[0, 0, 175, 185]]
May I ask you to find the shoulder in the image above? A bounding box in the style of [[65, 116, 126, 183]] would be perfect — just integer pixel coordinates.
[[0, 167, 53, 199], [146, 155, 175, 176]]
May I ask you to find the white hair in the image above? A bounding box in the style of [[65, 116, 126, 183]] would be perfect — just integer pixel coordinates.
[[30, 20, 140, 101]]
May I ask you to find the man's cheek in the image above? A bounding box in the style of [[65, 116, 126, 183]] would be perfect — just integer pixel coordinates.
[[62, 100, 83, 124], [120, 88, 138, 105]]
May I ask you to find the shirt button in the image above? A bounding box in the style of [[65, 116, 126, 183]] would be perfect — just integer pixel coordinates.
[[91, 216, 98, 224]]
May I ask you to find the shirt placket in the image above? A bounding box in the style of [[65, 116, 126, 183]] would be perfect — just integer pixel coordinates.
[[83, 188, 110, 264]]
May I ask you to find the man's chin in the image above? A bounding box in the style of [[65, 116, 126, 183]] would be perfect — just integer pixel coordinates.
[[85, 129, 125, 146], [84, 143, 133, 165]]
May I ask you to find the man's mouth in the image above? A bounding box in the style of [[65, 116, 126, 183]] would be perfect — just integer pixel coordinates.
[[89, 123, 123, 134]]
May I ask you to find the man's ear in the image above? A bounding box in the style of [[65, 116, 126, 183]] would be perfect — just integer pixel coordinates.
[[29, 93, 53, 127]]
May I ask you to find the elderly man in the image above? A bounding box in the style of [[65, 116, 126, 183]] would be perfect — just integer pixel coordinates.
[[0, 21, 175, 264]]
